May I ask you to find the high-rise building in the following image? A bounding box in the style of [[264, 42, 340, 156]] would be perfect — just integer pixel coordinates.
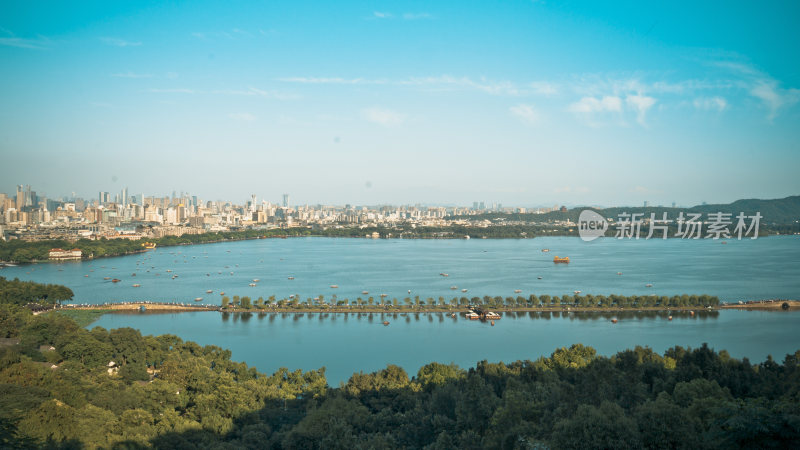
[[121, 187, 128, 207], [283, 194, 289, 208]]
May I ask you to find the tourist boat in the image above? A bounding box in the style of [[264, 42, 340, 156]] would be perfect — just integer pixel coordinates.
[[383, 321, 389, 326], [514, 289, 522, 293], [574, 290, 581, 294], [172, 275, 178, 279], [450, 286, 458, 290], [166, 270, 172, 273], [252, 279, 260, 282], [142, 242, 156, 249], [721, 241, 728, 244], [132, 284, 140, 287], [485, 312, 501, 320], [537, 276, 543, 280], [131, 273, 136, 277], [611, 318, 618, 324], [330, 285, 338, 288], [553, 256, 570, 263], [249, 283, 257, 287], [440, 273, 449, 277], [617, 272, 623, 275], [451, 313, 456, 318], [112, 279, 121, 283], [466, 312, 479, 320], [541, 249, 550, 252], [645, 283, 653, 287], [194, 297, 203, 302], [689, 311, 695, 316], [491, 321, 495, 326], [288, 276, 295, 280], [380, 294, 387, 297], [219, 292, 225, 295], [103, 277, 111, 280], [462, 289, 468, 293], [206, 290, 213, 293], [84, 274, 89, 277], [362, 291, 369, 295], [668, 316, 673, 321]]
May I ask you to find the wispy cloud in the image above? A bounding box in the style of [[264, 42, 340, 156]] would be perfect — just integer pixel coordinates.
[[211, 87, 299, 100], [229, 112, 256, 122], [625, 94, 657, 126], [100, 37, 142, 47], [402, 13, 432, 20], [714, 60, 799, 120], [362, 108, 406, 126], [693, 96, 728, 111], [373, 11, 392, 19], [0, 27, 50, 49], [111, 72, 152, 78], [145, 88, 195, 94], [509, 104, 541, 125], [278, 75, 521, 96], [569, 96, 623, 113]]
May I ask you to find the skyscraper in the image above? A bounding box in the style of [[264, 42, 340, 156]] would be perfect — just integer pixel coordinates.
[[122, 187, 128, 207], [283, 194, 289, 208]]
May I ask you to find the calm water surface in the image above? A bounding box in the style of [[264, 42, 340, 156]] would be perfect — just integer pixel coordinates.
[[3, 236, 799, 303], [91, 309, 800, 386], [5, 237, 799, 385]]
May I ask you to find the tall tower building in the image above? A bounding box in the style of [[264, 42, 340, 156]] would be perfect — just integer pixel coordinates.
[[122, 187, 128, 208], [251, 194, 257, 213], [282, 194, 289, 208]]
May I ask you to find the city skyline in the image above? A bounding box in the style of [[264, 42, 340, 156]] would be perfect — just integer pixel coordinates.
[[2, 1, 799, 206]]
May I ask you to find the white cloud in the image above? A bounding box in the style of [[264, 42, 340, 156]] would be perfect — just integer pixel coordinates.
[[529, 81, 558, 96], [568, 96, 623, 113], [625, 94, 657, 125], [100, 37, 141, 47], [362, 108, 406, 126], [111, 72, 152, 78], [693, 96, 728, 111], [229, 113, 256, 122], [145, 88, 194, 94], [402, 13, 432, 20], [509, 104, 541, 125], [749, 81, 800, 121], [373, 11, 392, 19], [278, 76, 388, 85], [166, 72, 179, 79]]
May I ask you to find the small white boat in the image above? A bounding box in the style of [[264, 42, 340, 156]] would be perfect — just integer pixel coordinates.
[[194, 297, 203, 302], [645, 283, 653, 287], [461, 289, 468, 293], [362, 291, 369, 295], [288, 276, 295, 280], [249, 283, 256, 287], [514, 289, 522, 293], [330, 285, 338, 288], [206, 290, 213, 293]]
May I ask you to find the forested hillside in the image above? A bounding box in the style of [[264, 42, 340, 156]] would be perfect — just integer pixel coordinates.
[[1, 296, 798, 448]]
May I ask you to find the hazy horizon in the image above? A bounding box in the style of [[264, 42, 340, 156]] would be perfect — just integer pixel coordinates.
[[2, 1, 799, 206]]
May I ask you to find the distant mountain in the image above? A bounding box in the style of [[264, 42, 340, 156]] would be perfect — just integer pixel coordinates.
[[466, 195, 800, 225]]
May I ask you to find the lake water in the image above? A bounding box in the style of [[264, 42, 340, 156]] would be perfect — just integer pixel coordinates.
[[2, 236, 800, 304], [90, 309, 800, 386], [4, 236, 799, 385]]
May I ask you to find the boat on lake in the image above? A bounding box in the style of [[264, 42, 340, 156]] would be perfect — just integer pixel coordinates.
[[132, 284, 140, 287], [112, 279, 121, 283], [553, 256, 570, 263], [249, 283, 256, 287], [288, 276, 295, 280], [330, 285, 338, 288], [542, 249, 550, 252], [440, 273, 449, 277], [194, 297, 203, 302], [646, 283, 653, 287], [514, 289, 522, 293], [206, 290, 213, 293]]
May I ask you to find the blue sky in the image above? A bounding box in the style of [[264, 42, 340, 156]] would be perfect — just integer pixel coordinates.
[[1, 1, 799, 207]]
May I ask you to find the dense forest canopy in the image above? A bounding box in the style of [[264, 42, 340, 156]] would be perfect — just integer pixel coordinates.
[[1, 280, 798, 448]]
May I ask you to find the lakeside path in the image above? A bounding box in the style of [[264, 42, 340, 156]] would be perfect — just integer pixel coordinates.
[[57, 300, 800, 314]]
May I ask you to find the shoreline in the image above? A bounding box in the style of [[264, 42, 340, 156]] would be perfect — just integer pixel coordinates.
[[1, 233, 795, 266], [56, 300, 799, 314]]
